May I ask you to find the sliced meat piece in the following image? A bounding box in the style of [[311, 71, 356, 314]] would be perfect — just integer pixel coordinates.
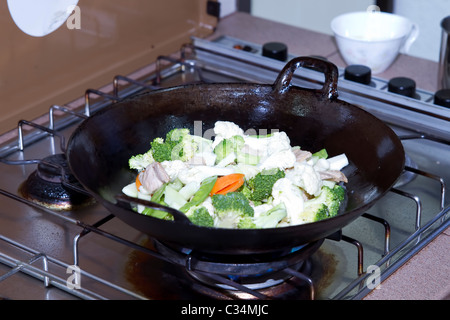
[[139, 162, 170, 194], [293, 149, 312, 163], [319, 170, 348, 183]]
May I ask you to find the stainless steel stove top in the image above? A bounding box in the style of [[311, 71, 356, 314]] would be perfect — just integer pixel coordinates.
[[0, 36, 448, 300]]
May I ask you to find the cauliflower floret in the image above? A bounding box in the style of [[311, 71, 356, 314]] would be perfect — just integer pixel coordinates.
[[188, 135, 217, 166], [271, 178, 305, 225], [252, 203, 274, 219], [266, 131, 292, 155], [212, 121, 245, 148], [243, 131, 292, 161], [258, 148, 296, 171], [177, 165, 235, 185], [285, 162, 323, 196], [160, 160, 188, 182], [313, 158, 330, 171], [188, 152, 217, 166]]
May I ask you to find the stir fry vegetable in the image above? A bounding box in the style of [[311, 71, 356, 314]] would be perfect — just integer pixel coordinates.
[[210, 173, 245, 196], [122, 121, 349, 229]]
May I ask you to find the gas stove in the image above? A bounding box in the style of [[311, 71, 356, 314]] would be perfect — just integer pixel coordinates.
[[0, 35, 448, 300]]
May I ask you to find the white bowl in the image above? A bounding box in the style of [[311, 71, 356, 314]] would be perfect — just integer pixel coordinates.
[[331, 11, 419, 74]]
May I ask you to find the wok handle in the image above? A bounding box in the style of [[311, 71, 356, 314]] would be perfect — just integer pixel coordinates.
[[273, 56, 339, 100], [115, 194, 192, 224]]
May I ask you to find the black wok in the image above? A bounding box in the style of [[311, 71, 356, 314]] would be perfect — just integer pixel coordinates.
[[66, 56, 405, 255]]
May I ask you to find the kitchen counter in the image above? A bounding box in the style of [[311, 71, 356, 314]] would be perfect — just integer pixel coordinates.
[[213, 11, 450, 300]]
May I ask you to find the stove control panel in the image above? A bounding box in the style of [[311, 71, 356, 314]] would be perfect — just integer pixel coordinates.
[[210, 35, 450, 109]]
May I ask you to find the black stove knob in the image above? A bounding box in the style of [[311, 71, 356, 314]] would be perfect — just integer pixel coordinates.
[[388, 77, 416, 98], [262, 42, 288, 61], [434, 89, 450, 108], [344, 65, 372, 85]]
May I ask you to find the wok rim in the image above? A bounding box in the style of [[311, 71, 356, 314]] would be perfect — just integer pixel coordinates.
[[66, 57, 406, 254], [67, 81, 406, 231]]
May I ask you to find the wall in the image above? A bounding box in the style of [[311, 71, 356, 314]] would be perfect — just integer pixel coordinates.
[[250, 0, 374, 35], [249, 0, 450, 62], [393, 0, 450, 61], [219, 0, 237, 17]]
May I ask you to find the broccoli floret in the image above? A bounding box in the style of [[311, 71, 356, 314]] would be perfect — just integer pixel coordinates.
[[167, 128, 199, 161], [299, 185, 346, 223], [253, 203, 287, 228], [186, 206, 214, 227], [211, 192, 254, 228], [214, 135, 245, 164], [128, 150, 154, 170], [326, 184, 345, 216], [246, 168, 285, 202], [150, 128, 199, 162], [150, 137, 177, 162], [240, 184, 253, 200], [166, 128, 190, 142], [237, 216, 257, 229], [298, 203, 330, 223]]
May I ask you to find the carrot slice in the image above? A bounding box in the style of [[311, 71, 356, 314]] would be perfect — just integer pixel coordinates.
[[210, 173, 245, 196], [135, 172, 142, 190]]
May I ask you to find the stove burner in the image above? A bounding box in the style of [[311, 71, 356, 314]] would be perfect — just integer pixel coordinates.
[[153, 239, 323, 298], [187, 259, 309, 291], [19, 153, 94, 210]]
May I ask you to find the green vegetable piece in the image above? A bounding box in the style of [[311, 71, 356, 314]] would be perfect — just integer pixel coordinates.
[[148, 128, 199, 162], [253, 202, 287, 228], [179, 176, 218, 213], [327, 185, 345, 217], [246, 168, 285, 202], [128, 151, 154, 170], [298, 203, 330, 223], [214, 135, 244, 163], [187, 206, 214, 227], [141, 183, 170, 219], [212, 192, 254, 218], [312, 148, 328, 159], [166, 128, 190, 142], [212, 192, 255, 228], [150, 138, 176, 162], [169, 178, 184, 191], [163, 185, 187, 210], [236, 151, 260, 166], [167, 128, 198, 162], [237, 216, 257, 229], [299, 184, 346, 223], [248, 133, 274, 139]]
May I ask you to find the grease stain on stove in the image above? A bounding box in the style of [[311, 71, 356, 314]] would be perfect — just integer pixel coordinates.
[[310, 247, 339, 299], [124, 238, 198, 299]]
